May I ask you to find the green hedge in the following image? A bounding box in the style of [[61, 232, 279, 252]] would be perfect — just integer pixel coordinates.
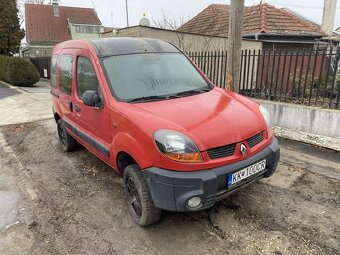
[[0, 55, 40, 86]]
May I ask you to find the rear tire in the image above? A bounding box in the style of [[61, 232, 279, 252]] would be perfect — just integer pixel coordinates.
[[57, 119, 77, 152], [123, 164, 161, 226]]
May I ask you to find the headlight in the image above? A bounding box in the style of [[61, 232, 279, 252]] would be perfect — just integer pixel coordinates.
[[154, 130, 203, 163], [259, 105, 272, 128]]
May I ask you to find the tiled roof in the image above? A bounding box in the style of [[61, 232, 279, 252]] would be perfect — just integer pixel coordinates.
[[25, 4, 102, 44], [179, 3, 325, 37]]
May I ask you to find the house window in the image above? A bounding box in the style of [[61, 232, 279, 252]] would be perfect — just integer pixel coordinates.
[[60, 55, 73, 95], [87, 26, 95, 34], [51, 55, 59, 88], [76, 56, 98, 98], [75, 25, 84, 33], [75, 25, 99, 34]]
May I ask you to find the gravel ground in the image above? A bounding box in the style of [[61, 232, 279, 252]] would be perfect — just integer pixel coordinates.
[[0, 119, 339, 255]]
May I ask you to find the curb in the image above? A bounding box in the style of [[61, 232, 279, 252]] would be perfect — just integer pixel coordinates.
[[274, 126, 340, 152]]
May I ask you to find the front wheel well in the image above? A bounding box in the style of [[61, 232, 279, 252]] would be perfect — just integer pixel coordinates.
[[117, 152, 137, 174], [54, 113, 61, 123]]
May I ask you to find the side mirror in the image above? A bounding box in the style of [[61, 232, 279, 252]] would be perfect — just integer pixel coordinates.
[[82, 90, 102, 108]]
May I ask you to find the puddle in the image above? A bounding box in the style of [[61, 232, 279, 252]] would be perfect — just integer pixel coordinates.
[[0, 191, 19, 229]]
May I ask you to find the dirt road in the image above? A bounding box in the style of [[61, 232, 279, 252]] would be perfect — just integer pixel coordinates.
[[0, 119, 339, 255]]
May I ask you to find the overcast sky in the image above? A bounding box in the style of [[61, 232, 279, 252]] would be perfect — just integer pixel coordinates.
[[59, 0, 340, 30]]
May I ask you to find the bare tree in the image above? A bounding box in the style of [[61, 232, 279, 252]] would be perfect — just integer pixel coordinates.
[[17, 0, 49, 9], [153, 10, 226, 52], [153, 10, 186, 30], [17, 0, 50, 26], [25, 0, 49, 3], [153, 10, 192, 51]]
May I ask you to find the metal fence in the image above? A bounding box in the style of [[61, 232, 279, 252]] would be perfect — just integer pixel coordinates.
[[188, 47, 340, 110], [30, 57, 51, 79]]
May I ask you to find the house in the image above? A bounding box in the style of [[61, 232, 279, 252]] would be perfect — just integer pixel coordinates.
[[22, 1, 104, 58], [179, 3, 329, 51]]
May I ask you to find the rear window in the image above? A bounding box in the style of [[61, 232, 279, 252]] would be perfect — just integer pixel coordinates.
[[60, 55, 73, 95], [51, 55, 58, 88]]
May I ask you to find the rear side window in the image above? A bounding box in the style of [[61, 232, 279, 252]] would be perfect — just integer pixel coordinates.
[[51, 55, 58, 88], [60, 55, 73, 95], [76, 56, 98, 98]]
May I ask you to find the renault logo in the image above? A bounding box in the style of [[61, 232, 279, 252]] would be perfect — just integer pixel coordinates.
[[240, 144, 247, 156]]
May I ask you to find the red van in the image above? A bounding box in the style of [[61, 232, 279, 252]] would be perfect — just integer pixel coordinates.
[[51, 38, 279, 226]]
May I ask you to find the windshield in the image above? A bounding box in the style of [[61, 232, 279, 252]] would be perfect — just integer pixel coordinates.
[[101, 53, 210, 102]]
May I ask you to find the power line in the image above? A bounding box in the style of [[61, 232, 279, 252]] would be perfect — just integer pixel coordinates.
[[267, 1, 340, 10]]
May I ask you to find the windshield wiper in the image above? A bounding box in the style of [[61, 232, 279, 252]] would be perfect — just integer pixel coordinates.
[[126, 88, 212, 102], [127, 95, 169, 103], [174, 88, 211, 97]]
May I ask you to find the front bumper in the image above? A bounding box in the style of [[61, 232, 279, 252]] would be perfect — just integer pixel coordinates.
[[143, 137, 280, 212]]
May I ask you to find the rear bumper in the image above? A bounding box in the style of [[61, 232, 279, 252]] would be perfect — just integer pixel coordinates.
[[143, 137, 280, 212]]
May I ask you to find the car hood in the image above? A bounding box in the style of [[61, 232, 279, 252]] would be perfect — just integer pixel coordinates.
[[125, 88, 266, 151]]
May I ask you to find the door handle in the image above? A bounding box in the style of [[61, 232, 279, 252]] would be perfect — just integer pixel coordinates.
[[74, 104, 81, 113]]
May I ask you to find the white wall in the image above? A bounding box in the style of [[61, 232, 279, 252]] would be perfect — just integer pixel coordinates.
[[101, 26, 262, 53], [257, 99, 340, 151]]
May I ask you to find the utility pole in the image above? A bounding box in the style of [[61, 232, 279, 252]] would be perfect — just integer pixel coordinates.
[[125, 0, 129, 27], [226, 0, 244, 92], [321, 0, 337, 37]]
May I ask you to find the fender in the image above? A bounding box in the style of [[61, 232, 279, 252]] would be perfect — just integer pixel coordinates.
[[111, 131, 154, 170], [53, 101, 63, 120]]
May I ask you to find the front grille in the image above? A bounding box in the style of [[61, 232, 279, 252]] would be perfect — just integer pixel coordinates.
[[206, 143, 236, 159], [206, 131, 264, 160], [247, 132, 264, 148]]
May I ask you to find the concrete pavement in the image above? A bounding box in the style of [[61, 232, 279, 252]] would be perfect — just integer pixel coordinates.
[[0, 80, 52, 126]]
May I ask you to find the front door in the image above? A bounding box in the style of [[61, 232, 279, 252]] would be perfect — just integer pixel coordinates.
[[73, 50, 112, 161]]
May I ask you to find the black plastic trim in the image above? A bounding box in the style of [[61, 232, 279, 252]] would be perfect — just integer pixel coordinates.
[[143, 137, 280, 212], [62, 119, 110, 157], [50, 90, 59, 98]]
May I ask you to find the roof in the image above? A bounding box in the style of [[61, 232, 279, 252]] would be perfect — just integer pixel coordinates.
[[25, 4, 102, 44], [101, 27, 118, 35], [90, 37, 179, 57], [179, 3, 325, 38], [103, 27, 115, 32], [108, 25, 230, 38]]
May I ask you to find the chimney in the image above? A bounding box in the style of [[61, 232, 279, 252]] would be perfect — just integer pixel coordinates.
[[52, 0, 59, 17], [321, 0, 337, 36]]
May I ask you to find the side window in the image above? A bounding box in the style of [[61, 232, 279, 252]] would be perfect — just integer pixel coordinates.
[[76, 56, 99, 98], [51, 55, 58, 88], [59, 55, 73, 95]]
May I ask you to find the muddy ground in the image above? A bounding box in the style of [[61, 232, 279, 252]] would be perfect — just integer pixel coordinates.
[[0, 119, 339, 255]]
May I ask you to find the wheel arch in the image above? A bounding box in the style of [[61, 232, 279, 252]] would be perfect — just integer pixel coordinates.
[[54, 112, 61, 123], [53, 103, 62, 123], [116, 151, 137, 174], [112, 132, 154, 173]]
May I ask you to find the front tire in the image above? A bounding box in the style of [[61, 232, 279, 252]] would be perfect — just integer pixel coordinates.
[[57, 119, 77, 152], [123, 164, 161, 226]]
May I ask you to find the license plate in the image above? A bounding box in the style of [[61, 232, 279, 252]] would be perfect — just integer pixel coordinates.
[[227, 159, 266, 187]]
